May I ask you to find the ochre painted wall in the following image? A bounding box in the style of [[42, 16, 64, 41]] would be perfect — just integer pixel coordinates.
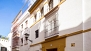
[[42, 38, 66, 51]]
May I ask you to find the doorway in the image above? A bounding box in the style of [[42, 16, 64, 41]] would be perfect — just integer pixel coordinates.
[[46, 48, 57, 51]]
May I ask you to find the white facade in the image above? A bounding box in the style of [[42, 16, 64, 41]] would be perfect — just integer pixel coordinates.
[[58, 0, 83, 51], [65, 34, 83, 51], [16, 6, 31, 51], [11, 0, 91, 51], [28, 0, 83, 51], [0, 38, 9, 51], [83, 0, 91, 51], [58, 0, 83, 35], [7, 33, 13, 51]]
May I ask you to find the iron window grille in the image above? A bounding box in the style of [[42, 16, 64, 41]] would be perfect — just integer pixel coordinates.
[[45, 12, 59, 38]]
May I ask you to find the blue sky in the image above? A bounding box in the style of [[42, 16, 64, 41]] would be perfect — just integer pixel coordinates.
[[0, 0, 25, 36]]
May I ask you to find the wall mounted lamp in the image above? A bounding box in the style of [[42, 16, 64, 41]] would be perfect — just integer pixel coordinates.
[[24, 33, 33, 42]]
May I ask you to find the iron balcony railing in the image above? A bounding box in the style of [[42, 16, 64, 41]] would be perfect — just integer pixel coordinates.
[[12, 37, 19, 48], [45, 13, 59, 38]]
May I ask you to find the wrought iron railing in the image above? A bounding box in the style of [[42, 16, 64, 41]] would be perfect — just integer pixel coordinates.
[[45, 13, 59, 38], [12, 37, 19, 48]]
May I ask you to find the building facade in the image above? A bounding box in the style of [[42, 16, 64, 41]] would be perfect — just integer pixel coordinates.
[[11, 4, 32, 51], [11, 0, 91, 51], [11, 11, 22, 51], [0, 37, 9, 51], [28, 0, 83, 51], [7, 32, 13, 51]]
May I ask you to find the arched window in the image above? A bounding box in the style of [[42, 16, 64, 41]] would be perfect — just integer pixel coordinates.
[[41, 7, 44, 17]]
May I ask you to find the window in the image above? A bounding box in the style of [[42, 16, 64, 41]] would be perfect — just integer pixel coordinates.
[[49, 0, 53, 10], [25, 20, 28, 26], [45, 12, 59, 37], [34, 14, 37, 22], [21, 24, 23, 29], [35, 29, 39, 38], [37, 11, 40, 20], [41, 7, 44, 17], [45, 18, 57, 34], [1, 47, 7, 51]]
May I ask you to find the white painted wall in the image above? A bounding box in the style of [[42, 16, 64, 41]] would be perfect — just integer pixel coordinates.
[[58, 0, 83, 36], [30, 44, 42, 51], [0, 32, 12, 51], [0, 38, 9, 51], [30, 18, 45, 45], [53, 0, 59, 7], [55, 1, 85, 51], [65, 34, 83, 51], [83, 0, 91, 30], [83, 0, 91, 51], [84, 31, 91, 51], [7, 33, 13, 51], [19, 41, 31, 51], [19, 14, 31, 51], [19, 17, 45, 51]]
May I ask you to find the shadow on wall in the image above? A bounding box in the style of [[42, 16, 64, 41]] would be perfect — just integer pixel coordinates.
[[58, 16, 91, 35], [21, 16, 91, 41], [83, 16, 91, 29]]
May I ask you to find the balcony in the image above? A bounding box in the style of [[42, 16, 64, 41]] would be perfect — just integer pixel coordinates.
[[45, 12, 59, 39], [12, 36, 19, 48]]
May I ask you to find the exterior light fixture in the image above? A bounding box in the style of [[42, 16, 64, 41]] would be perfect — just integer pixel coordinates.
[[24, 33, 32, 42]]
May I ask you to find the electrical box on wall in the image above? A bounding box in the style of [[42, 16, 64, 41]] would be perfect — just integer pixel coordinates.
[[71, 43, 75, 47]]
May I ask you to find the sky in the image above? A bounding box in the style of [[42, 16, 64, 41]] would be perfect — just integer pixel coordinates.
[[0, 0, 26, 37]]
